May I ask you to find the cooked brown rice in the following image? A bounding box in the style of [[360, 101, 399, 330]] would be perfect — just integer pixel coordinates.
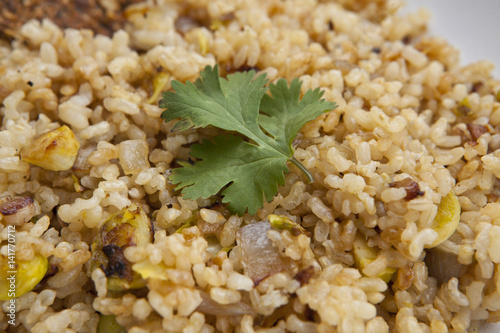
[[1, 0, 500, 332]]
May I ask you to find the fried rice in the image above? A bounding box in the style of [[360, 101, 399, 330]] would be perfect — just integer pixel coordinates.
[[1, 0, 500, 332]]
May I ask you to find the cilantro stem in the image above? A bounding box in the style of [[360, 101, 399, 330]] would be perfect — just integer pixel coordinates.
[[290, 156, 314, 183]]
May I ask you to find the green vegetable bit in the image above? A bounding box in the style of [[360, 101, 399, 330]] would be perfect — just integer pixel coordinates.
[[175, 216, 197, 233], [91, 204, 153, 292], [97, 315, 127, 333], [268, 214, 309, 236], [160, 65, 336, 215], [353, 234, 396, 283], [0, 254, 48, 300]]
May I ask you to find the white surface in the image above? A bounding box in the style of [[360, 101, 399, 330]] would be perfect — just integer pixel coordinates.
[[402, 2, 500, 332], [482, 322, 500, 333], [404, 0, 500, 78]]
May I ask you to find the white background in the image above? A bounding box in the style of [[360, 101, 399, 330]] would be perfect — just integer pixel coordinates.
[[403, 1, 500, 331], [404, 0, 500, 78]]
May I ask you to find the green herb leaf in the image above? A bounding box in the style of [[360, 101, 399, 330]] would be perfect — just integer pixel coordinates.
[[170, 135, 288, 216], [160, 65, 336, 215], [259, 77, 334, 155]]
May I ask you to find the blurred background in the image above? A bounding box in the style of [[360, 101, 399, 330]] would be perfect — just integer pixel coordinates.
[[404, 0, 500, 78]]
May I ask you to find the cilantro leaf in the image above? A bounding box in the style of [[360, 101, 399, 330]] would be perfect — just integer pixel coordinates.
[[161, 66, 270, 146], [259, 78, 335, 155], [170, 135, 288, 216], [160, 65, 337, 215]]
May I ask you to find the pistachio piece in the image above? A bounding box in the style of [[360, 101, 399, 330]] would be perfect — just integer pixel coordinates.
[[0, 196, 36, 225], [97, 315, 126, 333], [268, 214, 310, 236], [21, 125, 80, 171], [428, 191, 461, 248], [455, 97, 472, 116], [146, 72, 169, 104], [91, 204, 153, 292], [353, 234, 396, 283], [132, 260, 169, 281], [0, 254, 48, 300]]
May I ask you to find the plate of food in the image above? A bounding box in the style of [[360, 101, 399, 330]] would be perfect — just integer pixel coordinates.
[[0, 0, 499, 332]]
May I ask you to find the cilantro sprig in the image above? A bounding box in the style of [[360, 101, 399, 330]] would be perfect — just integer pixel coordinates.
[[160, 65, 336, 215]]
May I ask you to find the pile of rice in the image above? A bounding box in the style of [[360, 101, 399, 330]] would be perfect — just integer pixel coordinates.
[[1, 0, 500, 332]]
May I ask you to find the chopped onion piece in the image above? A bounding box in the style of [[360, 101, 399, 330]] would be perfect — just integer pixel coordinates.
[[236, 221, 297, 284], [119, 139, 150, 175], [196, 291, 254, 316]]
